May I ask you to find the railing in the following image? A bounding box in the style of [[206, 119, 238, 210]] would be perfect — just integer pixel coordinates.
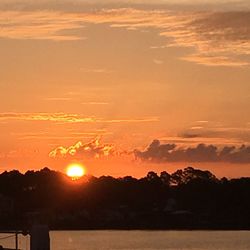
[[0, 225, 50, 250], [0, 230, 28, 250]]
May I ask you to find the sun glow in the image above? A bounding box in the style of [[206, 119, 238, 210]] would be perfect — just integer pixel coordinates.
[[66, 164, 85, 180]]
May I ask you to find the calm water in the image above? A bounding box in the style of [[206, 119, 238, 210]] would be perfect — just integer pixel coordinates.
[[1, 231, 250, 250]]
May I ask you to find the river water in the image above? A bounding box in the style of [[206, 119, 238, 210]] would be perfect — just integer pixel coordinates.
[[1, 230, 250, 250]]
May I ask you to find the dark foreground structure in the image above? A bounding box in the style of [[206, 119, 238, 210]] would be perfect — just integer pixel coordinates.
[[0, 167, 249, 230], [0, 225, 50, 250]]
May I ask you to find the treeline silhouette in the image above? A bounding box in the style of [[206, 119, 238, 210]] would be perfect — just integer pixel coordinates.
[[0, 167, 249, 230]]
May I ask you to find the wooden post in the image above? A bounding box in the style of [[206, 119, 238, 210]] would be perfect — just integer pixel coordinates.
[[15, 232, 18, 250], [30, 225, 50, 250]]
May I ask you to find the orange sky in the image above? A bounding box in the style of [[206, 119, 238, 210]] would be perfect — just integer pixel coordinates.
[[0, 0, 250, 178]]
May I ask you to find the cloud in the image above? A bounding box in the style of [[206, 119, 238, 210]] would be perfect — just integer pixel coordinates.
[[180, 133, 200, 139], [0, 11, 87, 41], [0, 0, 248, 10], [0, 8, 249, 65], [158, 11, 250, 66], [100, 117, 159, 123], [0, 148, 40, 159], [108, 9, 250, 67], [0, 112, 158, 124], [180, 123, 250, 145], [12, 130, 112, 140], [195, 120, 209, 124], [43, 97, 72, 101], [89, 8, 250, 66], [81, 102, 110, 105], [181, 54, 249, 67], [159, 136, 243, 145], [153, 59, 164, 64], [0, 112, 94, 123], [49, 137, 114, 159], [80, 68, 114, 73], [134, 139, 250, 163]]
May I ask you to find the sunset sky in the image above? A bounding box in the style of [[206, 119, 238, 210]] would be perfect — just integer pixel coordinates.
[[1, 0, 250, 178]]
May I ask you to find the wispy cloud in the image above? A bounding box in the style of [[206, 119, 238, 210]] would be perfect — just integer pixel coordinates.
[[80, 68, 114, 73], [0, 112, 94, 123], [178, 121, 250, 145], [0, 112, 158, 124], [0, 148, 40, 159], [160, 136, 244, 146], [103, 9, 250, 67], [100, 117, 159, 123], [184, 123, 250, 137], [181, 54, 249, 67], [1, 8, 249, 66], [0, 11, 87, 41], [153, 59, 164, 65], [43, 97, 72, 101], [81, 102, 110, 105], [195, 120, 209, 124]]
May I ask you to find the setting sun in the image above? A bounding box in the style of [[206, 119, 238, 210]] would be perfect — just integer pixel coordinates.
[[66, 164, 85, 180]]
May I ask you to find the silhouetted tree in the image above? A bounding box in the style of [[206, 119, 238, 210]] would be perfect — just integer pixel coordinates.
[[0, 167, 249, 230]]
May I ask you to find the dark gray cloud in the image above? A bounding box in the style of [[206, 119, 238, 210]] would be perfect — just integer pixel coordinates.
[[179, 132, 201, 139], [134, 140, 250, 163]]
